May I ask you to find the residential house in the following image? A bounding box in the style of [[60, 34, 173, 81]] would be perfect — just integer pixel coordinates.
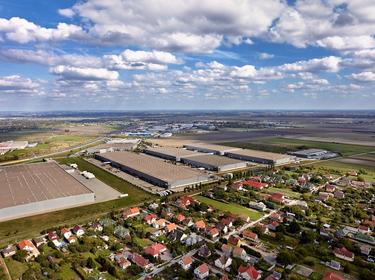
[[233, 247, 248, 261], [177, 196, 197, 209], [194, 263, 210, 279], [269, 193, 285, 204], [33, 236, 46, 247], [72, 225, 85, 237], [228, 235, 241, 246], [153, 219, 166, 229], [144, 213, 157, 225], [185, 233, 202, 246], [207, 227, 220, 239], [221, 216, 235, 228], [131, 253, 152, 270], [195, 220, 206, 231], [91, 222, 103, 232], [267, 221, 280, 231], [61, 228, 72, 240], [322, 272, 344, 280], [168, 230, 187, 243], [114, 226, 130, 239], [221, 244, 233, 256], [255, 223, 269, 234], [198, 244, 211, 258], [325, 184, 336, 193], [179, 255, 193, 270], [215, 255, 232, 271], [243, 180, 268, 190], [175, 213, 186, 223], [319, 192, 333, 202], [123, 207, 140, 219], [269, 212, 283, 222], [231, 181, 243, 191], [359, 244, 372, 256], [249, 201, 267, 211], [238, 265, 260, 280], [18, 240, 40, 260], [114, 253, 131, 270], [242, 230, 258, 242], [333, 190, 345, 199], [166, 223, 177, 233], [334, 247, 354, 262], [144, 243, 167, 258], [358, 225, 370, 234], [1, 246, 17, 258]]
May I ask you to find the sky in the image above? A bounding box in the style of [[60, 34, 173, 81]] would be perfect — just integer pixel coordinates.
[[0, 0, 375, 111]]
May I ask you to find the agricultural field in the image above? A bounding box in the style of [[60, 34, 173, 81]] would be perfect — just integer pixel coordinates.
[[0, 134, 96, 162], [223, 137, 375, 156], [195, 195, 263, 220]]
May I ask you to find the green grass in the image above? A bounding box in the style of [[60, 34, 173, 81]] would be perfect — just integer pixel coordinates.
[[133, 237, 153, 248], [311, 160, 375, 182], [266, 187, 301, 198], [223, 137, 375, 156], [195, 195, 263, 220], [59, 263, 80, 280], [4, 259, 27, 280], [0, 158, 154, 247], [57, 157, 147, 196]]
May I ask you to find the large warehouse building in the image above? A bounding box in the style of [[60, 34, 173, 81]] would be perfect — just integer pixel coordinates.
[[0, 162, 95, 222], [96, 151, 212, 189], [183, 143, 241, 155], [144, 146, 202, 162], [225, 149, 294, 165], [181, 154, 248, 172]]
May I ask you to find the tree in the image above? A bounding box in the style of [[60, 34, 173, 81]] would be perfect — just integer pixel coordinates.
[[87, 257, 96, 269], [300, 230, 316, 244], [277, 250, 297, 266], [287, 221, 301, 234], [13, 250, 28, 262], [360, 268, 375, 280]]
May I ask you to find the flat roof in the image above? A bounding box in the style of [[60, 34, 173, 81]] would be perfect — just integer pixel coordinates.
[[226, 149, 291, 161], [184, 143, 241, 153], [98, 151, 209, 183], [183, 154, 246, 167], [145, 146, 203, 158], [0, 162, 93, 209]]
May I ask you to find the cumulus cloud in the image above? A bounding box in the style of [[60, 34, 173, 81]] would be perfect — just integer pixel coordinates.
[[103, 49, 181, 70], [278, 56, 342, 73], [50, 65, 119, 80], [258, 52, 274, 60], [0, 17, 84, 43], [0, 75, 40, 93], [350, 71, 375, 82], [64, 0, 286, 53]]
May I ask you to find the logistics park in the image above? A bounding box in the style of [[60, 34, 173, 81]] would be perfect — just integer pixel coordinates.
[[0, 139, 374, 280]]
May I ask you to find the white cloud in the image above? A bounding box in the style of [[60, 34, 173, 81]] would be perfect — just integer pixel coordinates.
[[230, 65, 257, 78], [0, 75, 40, 93], [350, 71, 375, 82], [258, 52, 274, 60], [66, 0, 286, 53], [317, 36, 375, 51], [279, 56, 342, 72], [0, 17, 84, 43], [58, 8, 75, 18], [50, 65, 119, 80]]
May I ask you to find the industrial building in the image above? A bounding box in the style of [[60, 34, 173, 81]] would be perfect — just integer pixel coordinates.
[[0, 162, 95, 222], [289, 149, 338, 159], [181, 154, 247, 172], [144, 146, 203, 161], [225, 149, 294, 165], [183, 143, 241, 155], [86, 142, 138, 155], [96, 151, 212, 189]]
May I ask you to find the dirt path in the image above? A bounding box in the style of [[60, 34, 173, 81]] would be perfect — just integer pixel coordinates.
[[0, 256, 12, 280]]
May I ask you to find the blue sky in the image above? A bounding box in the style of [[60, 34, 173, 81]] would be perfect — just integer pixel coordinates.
[[0, 0, 374, 111]]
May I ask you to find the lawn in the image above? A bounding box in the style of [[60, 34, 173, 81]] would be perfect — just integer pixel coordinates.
[[265, 187, 301, 198], [0, 158, 154, 247], [4, 258, 27, 280], [195, 195, 263, 220], [223, 137, 375, 156], [133, 237, 153, 248], [57, 157, 148, 196]]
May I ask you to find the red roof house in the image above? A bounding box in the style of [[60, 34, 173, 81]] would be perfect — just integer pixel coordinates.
[[238, 265, 260, 280]]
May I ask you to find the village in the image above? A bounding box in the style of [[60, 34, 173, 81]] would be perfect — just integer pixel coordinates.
[[1, 164, 374, 280]]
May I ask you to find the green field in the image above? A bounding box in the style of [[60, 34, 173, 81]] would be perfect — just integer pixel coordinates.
[[265, 187, 301, 198], [0, 158, 153, 247], [223, 137, 375, 156], [4, 259, 27, 280], [312, 160, 375, 182], [195, 195, 263, 220]]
